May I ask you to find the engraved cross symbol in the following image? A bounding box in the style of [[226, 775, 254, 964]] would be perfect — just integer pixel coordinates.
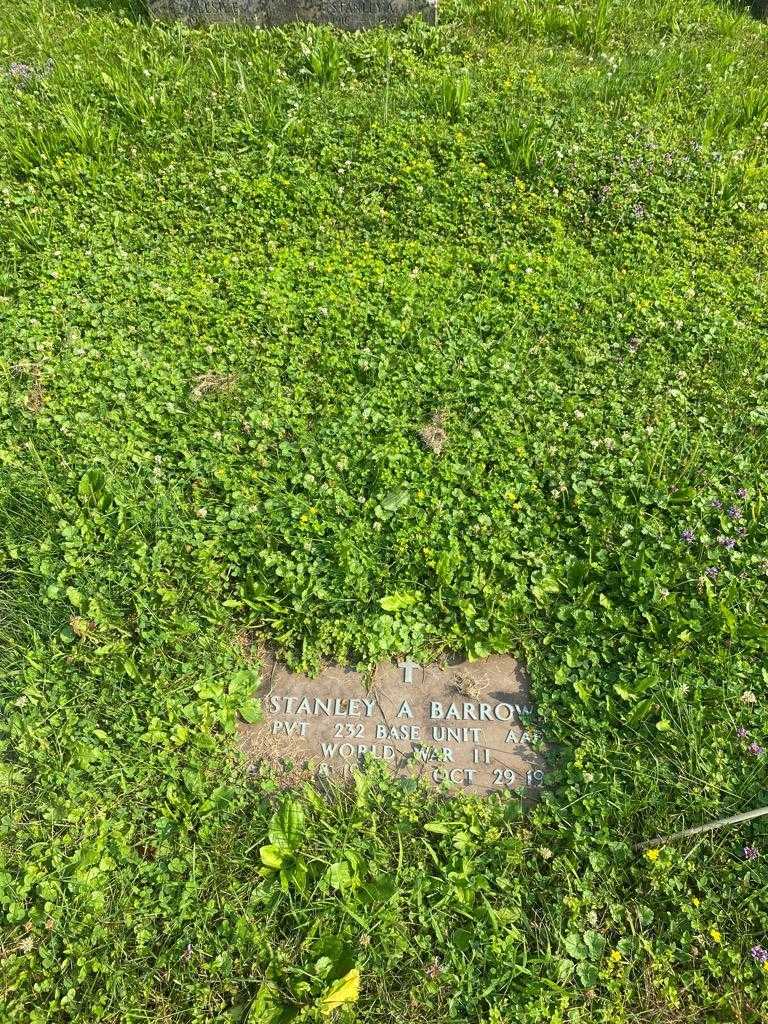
[[397, 656, 419, 684]]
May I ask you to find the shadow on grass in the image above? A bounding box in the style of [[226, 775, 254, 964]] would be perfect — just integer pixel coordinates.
[[728, 0, 768, 19]]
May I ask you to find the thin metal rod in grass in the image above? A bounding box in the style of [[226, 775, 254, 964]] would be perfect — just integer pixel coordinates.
[[635, 804, 768, 851]]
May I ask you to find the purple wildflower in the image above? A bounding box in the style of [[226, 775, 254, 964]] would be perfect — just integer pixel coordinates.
[[705, 567, 720, 580], [711, 499, 723, 510], [728, 506, 742, 521], [737, 727, 749, 739], [737, 488, 748, 499], [751, 945, 768, 965], [632, 202, 647, 220], [717, 535, 736, 549], [743, 846, 759, 861], [8, 62, 34, 82], [7, 59, 52, 85], [681, 528, 695, 544], [748, 742, 765, 757]]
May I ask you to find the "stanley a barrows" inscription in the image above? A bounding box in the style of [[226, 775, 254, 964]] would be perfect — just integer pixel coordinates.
[[149, 0, 437, 30], [238, 654, 547, 795]]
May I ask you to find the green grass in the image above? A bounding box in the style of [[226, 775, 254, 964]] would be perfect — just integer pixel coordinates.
[[1, 0, 768, 1020]]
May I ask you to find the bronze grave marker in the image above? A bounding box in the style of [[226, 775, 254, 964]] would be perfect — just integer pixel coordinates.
[[238, 654, 547, 795]]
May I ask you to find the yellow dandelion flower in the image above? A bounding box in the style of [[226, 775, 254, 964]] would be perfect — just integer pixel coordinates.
[[645, 848, 660, 862], [610, 950, 622, 963], [710, 928, 722, 943], [692, 897, 700, 907]]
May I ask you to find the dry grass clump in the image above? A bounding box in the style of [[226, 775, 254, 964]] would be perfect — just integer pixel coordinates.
[[418, 410, 448, 454], [12, 361, 45, 413], [190, 372, 237, 400]]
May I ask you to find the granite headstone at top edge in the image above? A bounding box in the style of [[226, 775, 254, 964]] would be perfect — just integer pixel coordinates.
[[148, 0, 437, 30]]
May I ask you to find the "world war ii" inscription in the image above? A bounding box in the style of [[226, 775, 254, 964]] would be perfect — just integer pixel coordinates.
[[238, 654, 547, 795], [149, 0, 437, 31]]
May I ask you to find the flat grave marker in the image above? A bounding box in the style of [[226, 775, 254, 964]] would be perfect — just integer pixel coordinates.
[[149, 0, 437, 31], [238, 653, 547, 795]]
